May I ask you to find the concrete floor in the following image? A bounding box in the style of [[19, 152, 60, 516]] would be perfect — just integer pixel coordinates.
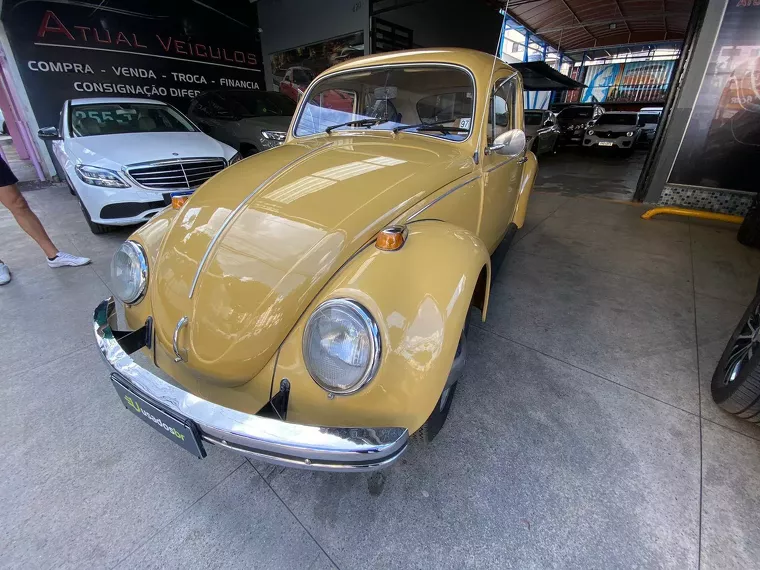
[[534, 145, 648, 200], [3, 184, 760, 569]]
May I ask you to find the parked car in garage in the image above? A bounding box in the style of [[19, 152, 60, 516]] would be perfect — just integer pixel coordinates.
[[556, 104, 604, 146], [279, 66, 315, 102], [94, 48, 538, 471], [711, 276, 760, 423], [582, 111, 642, 155], [187, 90, 296, 157], [38, 97, 239, 234], [637, 107, 662, 145], [524, 109, 559, 156]]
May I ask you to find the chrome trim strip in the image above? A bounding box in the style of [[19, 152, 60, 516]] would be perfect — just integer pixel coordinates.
[[124, 157, 227, 191], [94, 298, 408, 472], [291, 62, 478, 145], [172, 316, 189, 362], [485, 153, 523, 173], [407, 175, 481, 221], [188, 143, 332, 298]]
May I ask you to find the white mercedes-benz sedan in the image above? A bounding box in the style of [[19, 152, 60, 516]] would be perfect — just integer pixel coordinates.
[[38, 97, 239, 234]]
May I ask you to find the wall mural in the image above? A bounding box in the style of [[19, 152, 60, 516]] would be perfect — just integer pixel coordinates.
[[1, 0, 265, 129], [669, 0, 760, 193], [579, 60, 675, 104], [269, 31, 364, 98]]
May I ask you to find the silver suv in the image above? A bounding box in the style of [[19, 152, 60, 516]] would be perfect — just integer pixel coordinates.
[[583, 111, 641, 155]]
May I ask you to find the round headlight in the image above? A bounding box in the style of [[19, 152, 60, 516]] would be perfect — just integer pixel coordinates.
[[627, 131, 634, 137], [302, 299, 381, 394], [587, 129, 594, 135], [111, 241, 148, 304]]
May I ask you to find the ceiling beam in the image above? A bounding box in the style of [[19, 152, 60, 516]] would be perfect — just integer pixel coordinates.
[[533, 12, 691, 35], [556, 0, 598, 44]]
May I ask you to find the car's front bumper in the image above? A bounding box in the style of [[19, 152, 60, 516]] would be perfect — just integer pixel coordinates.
[[93, 297, 409, 472], [582, 135, 635, 148]]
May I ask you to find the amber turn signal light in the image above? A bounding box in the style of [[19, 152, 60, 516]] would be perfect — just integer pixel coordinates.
[[375, 226, 407, 251], [171, 195, 190, 209]]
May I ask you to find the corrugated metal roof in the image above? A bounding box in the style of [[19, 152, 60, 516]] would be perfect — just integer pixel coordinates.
[[496, 0, 693, 50]]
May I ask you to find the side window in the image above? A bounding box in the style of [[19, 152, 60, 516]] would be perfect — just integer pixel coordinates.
[[487, 78, 516, 144]]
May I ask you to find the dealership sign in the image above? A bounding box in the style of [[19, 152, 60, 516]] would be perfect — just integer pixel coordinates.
[[1, 0, 265, 129]]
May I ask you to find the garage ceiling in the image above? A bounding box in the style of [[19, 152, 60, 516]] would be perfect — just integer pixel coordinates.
[[495, 0, 694, 51]]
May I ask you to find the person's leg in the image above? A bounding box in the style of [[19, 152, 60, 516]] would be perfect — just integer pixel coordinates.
[[0, 183, 58, 258]]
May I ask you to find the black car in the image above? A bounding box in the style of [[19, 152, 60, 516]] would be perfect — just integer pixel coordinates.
[[555, 104, 605, 146], [187, 90, 296, 157]]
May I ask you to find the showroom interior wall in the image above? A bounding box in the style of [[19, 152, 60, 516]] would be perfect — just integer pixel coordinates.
[[373, 0, 502, 54], [642, 0, 759, 213], [257, 0, 370, 91]]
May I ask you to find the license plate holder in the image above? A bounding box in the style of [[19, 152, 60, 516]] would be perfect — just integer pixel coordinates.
[[598, 141, 614, 147], [111, 374, 206, 458]]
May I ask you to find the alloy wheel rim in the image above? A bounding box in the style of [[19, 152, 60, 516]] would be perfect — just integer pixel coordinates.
[[724, 302, 760, 385]]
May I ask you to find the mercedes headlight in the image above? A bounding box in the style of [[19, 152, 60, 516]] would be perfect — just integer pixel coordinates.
[[75, 165, 129, 188], [303, 299, 381, 394], [626, 131, 634, 137], [111, 241, 148, 304], [261, 130, 286, 142], [587, 129, 594, 136]]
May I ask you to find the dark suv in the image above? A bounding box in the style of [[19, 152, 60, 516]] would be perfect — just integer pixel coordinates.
[[556, 104, 605, 146]]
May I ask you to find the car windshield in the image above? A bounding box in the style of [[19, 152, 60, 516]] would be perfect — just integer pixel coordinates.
[[70, 103, 196, 137], [525, 112, 543, 126], [219, 91, 296, 117], [558, 107, 593, 119], [293, 65, 475, 141], [638, 114, 661, 125], [596, 114, 638, 125]]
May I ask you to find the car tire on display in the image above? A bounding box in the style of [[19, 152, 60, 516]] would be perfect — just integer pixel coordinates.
[[738, 193, 760, 248], [711, 283, 760, 422], [78, 197, 111, 235], [411, 316, 469, 444]]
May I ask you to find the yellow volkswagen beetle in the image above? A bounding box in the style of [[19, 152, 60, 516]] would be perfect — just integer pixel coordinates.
[[94, 48, 537, 471]]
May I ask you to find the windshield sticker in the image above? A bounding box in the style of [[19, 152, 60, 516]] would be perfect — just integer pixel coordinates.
[[459, 118, 471, 129]]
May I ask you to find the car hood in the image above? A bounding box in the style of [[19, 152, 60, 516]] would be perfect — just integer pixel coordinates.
[[67, 132, 235, 169], [149, 135, 474, 386], [557, 117, 592, 127]]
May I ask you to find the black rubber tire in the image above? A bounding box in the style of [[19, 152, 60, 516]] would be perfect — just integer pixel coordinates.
[[1, 121, 6, 135], [738, 193, 760, 248], [78, 197, 111, 235], [411, 317, 469, 444], [711, 289, 760, 422]]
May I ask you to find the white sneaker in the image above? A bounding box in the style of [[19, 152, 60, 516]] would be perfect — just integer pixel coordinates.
[[0, 262, 10, 285], [47, 251, 91, 268]]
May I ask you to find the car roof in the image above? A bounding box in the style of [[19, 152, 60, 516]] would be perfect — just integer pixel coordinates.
[[69, 97, 166, 106], [323, 48, 515, 83]]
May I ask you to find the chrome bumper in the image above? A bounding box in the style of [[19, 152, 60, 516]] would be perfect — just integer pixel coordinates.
[[93, 298, 408, 472]]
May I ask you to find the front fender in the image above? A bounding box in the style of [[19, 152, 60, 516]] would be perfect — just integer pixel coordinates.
[[274, 221, 491, 432], [512, 150, 538, 228]]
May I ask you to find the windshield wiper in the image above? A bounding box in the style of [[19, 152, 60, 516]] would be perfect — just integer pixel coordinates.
[[325, 118, 387, 133], [393, 120, 469, 134]]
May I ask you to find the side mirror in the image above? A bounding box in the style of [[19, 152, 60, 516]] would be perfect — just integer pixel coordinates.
[[487, 129, 525, 157], [38, 126, 60, 140]]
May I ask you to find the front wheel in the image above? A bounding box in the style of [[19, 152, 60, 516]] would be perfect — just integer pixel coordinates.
[[711, 288, 760, 422], [78, 197, 111, 235], [411, 318, 468, 444]]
